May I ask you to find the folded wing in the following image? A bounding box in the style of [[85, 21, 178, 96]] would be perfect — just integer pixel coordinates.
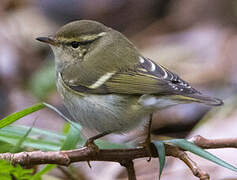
[[65, 57, 223, 106]]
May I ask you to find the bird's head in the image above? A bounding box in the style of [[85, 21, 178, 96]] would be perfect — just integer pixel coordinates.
[[36, 20, 109, 67]]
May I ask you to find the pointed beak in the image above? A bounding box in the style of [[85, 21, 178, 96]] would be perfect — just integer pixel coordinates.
[[36, 36, 56, 45]]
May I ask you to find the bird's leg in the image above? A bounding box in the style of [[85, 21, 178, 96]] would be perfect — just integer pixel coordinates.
[[84, 132, 110, 168], [85, 131, 110, 150], [143, 113, 153, 161]]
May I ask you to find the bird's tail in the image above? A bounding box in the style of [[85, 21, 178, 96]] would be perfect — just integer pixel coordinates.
[[171, 93, 223, 106]]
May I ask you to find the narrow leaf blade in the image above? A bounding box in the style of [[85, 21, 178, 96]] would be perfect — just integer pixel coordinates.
[[166, 139, 237, 172], [61, 124, 81, 150], [0, 103, 45, 128], [153, 141, 166, 179], [10, 124, 34, 153]]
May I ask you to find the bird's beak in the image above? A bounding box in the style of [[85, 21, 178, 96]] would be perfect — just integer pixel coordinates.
[[36, 36, 56, 45]]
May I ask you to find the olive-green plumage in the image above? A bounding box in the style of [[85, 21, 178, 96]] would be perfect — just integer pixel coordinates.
[[36, 20, 223, 136]]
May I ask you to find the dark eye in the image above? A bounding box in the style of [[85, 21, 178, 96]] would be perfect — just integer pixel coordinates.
[[71, 41, 79, 48]]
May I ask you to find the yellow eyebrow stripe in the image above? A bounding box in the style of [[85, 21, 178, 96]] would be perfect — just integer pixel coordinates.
[[57, 32, 106, 43]]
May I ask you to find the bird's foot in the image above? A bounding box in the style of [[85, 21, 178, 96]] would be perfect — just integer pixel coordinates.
[[84, 139, 100, 168], [141, 134, 153, 162], [84, 138, 100, 152], [84, 131, 110, 152]]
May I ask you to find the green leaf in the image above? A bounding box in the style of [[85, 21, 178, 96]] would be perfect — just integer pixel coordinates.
[[43, 103, 84, 148], [31, 124, 82, 179], [0, 133, 61, 151], [2, 125, 65, 141], [0, 160, 34, 180], [32, 103, 83, 179], [0, 125, 66, 151], [61, 124, 82, 150], [10, 124, 34, 153], [0, 103, 45, 128], [12, 164, 34, 180], [153, 141, 166, 179], [166, 139, 237, 172], [0, 141, 15, 153], [0, 125, 64, 151]]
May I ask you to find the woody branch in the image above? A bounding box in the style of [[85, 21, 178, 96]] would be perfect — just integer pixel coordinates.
[[0, 135, 237, 180]]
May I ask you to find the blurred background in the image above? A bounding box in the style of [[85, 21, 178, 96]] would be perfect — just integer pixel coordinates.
[[0, 0, 237, 179]]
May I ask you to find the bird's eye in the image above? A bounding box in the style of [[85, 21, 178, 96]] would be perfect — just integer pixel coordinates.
[[71, 41, 79, 48]]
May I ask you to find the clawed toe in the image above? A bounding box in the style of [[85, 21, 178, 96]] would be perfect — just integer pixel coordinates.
[[84, 139, 100, 152], [140, 138, 153, 162]]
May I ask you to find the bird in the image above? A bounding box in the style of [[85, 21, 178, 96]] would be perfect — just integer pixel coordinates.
[[36, 20, 223, 148]]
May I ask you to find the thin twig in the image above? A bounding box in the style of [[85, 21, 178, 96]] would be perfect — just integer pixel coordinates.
[[189, 135, 237, 149], [166, 144, 210, 180]]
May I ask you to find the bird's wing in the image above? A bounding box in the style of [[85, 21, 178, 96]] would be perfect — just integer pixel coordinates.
[[62, 57, 223, 106], [66, 57, 196, 95]]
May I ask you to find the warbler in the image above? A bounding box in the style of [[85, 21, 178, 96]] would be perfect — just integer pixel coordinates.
[[36, 20, 223, 144]]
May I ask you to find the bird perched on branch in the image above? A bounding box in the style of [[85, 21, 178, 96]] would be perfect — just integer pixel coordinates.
[[37, 20, 223, 149]]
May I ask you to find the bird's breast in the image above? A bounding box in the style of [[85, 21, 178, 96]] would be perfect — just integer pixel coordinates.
[[56, 73, 150, 133]]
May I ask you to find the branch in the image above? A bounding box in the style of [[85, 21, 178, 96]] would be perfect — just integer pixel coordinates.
[[120, 160, 137, 180], [0, 135, 236, 179], [189, 135, 237, 149], [0, 146, 152, 166], [166, 145, 210, 180]]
